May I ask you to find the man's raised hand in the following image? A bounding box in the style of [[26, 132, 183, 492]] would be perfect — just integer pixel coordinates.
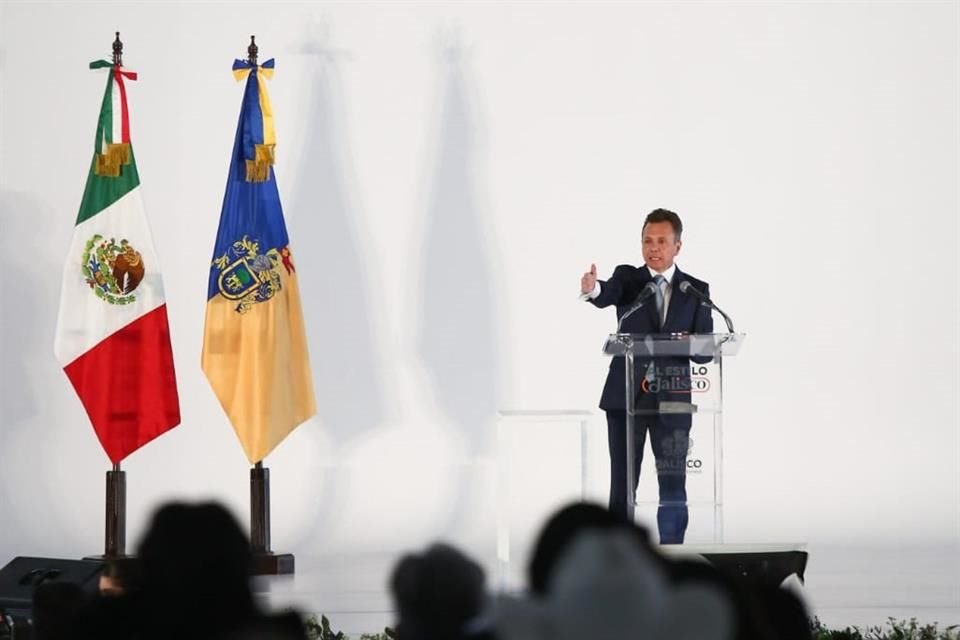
[[581, 263, 598, 295]]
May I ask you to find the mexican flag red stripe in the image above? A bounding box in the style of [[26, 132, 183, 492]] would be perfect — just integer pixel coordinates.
[[54, 61, 180, 464]]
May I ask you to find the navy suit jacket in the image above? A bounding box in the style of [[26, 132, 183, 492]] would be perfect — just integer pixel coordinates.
[[591, 264, 713, 413]]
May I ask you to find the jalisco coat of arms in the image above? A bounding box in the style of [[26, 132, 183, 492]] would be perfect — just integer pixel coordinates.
[[214, 235, 295, 314], [82, 234, 145, 305]]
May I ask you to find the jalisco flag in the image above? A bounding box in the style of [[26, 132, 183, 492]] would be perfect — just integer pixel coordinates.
[[54, 60, 181, 464], [201, 58, 316, 463]]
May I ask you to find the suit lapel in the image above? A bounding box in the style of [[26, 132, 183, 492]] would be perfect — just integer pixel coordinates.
[[639, 266, 660, 330]]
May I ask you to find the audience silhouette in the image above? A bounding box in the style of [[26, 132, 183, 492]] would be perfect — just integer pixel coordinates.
[[23, 499, 812, 640]]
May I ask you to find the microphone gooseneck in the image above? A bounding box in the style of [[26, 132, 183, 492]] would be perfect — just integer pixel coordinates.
[[679, 280, 735, 333], [616, 281, 659, 331]]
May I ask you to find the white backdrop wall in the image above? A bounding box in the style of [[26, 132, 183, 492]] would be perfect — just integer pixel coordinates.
[[0, 1, 957, 566]]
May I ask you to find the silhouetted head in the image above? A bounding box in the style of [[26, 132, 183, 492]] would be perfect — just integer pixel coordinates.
[[497, 530, 735, 640], [137, 501, 256, 633], [390, 543, 489, 640], [528, 502, 659, 595]]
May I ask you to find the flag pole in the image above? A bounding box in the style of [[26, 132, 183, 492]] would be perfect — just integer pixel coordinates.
[[82, 32, 129, 564], [84, 32, 128, 563], [112, 30, 122, 67], [70, 29, 178, 564], [105, 33, 127, 561], [245, 35, 294, 577]]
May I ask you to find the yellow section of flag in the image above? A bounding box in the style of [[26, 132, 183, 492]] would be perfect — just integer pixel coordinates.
[[201, 266, 316, 463]]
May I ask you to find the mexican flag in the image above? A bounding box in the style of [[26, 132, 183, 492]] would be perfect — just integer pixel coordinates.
[[54, 60, 180, 464]]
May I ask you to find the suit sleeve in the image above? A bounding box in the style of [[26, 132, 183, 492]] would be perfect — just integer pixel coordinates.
[[589, 266, 632, 309]]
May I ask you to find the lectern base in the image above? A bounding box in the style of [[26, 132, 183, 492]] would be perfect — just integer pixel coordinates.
[[659, 543, 808, 585]]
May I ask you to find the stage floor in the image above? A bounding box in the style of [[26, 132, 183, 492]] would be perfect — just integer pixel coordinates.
[[252, 541, 960, 636]]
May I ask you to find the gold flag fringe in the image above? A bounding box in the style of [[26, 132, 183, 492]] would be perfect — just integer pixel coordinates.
[[94, 142, 132, 178], [245, 143, 276, 183]]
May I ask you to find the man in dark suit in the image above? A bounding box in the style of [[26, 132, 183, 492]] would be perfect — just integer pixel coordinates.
[[580, 209, 713, 543]]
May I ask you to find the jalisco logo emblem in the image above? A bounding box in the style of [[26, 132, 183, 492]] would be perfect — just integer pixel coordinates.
[[82, 235, 144, 305], [656, 433, 703, 475], [213, 235, 294, 314], [660, 432, 693, 458], [641, 364, 712, 394]]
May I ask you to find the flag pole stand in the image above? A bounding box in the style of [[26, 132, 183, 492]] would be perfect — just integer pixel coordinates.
[[250, 461, 294, 575], [84, 463, 128, 561], [105, 463, 126, 557], [235, 36, 292, 576], [79, 35, 129, 564]]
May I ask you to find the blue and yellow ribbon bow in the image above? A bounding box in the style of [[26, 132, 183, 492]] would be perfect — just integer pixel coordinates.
[[231, 58, 276, 182]]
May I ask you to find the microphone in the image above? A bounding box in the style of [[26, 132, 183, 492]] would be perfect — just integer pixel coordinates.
[[617, 281, 659, 331], [678, 280, 708, 301], [679, 281, 735, 333]]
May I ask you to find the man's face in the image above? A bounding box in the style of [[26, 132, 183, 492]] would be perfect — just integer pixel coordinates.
[[642, 221, 681, 272]]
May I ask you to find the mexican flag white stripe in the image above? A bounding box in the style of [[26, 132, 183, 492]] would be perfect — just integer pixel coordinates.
[[54, 187, 165, 365]]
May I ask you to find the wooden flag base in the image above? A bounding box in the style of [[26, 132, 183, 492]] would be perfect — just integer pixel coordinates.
[[252, 552, 295, 575], [85, 465, 127, 561], [250, 462, 295, 575]]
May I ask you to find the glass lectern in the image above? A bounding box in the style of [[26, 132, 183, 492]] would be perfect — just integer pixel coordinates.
[[603, 332, 745, 542]]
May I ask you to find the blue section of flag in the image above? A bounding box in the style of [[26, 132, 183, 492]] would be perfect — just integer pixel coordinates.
[[207, 66, 289, 301], [240, 69, 265, 162]]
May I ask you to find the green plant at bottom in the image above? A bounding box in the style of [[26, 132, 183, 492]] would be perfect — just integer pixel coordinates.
[[306, 614, 960, 640], [811, 617, 960, 640], [304, 614, 396, 640]]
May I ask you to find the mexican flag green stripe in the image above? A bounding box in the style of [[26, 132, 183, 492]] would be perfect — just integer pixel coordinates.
[[95, 69, 114, 147], [76, 150, 140, 224], [76, 71, 139, 224]]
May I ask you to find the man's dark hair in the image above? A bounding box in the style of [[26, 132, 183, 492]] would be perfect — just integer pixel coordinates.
[[643, 208, 683, 241]]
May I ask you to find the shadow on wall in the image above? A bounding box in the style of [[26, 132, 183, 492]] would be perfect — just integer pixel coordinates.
[[287, 35, 387, 445], [417, 42, 501, 456], [0, 191, 45, 425], [0, 190, 95, 556]]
